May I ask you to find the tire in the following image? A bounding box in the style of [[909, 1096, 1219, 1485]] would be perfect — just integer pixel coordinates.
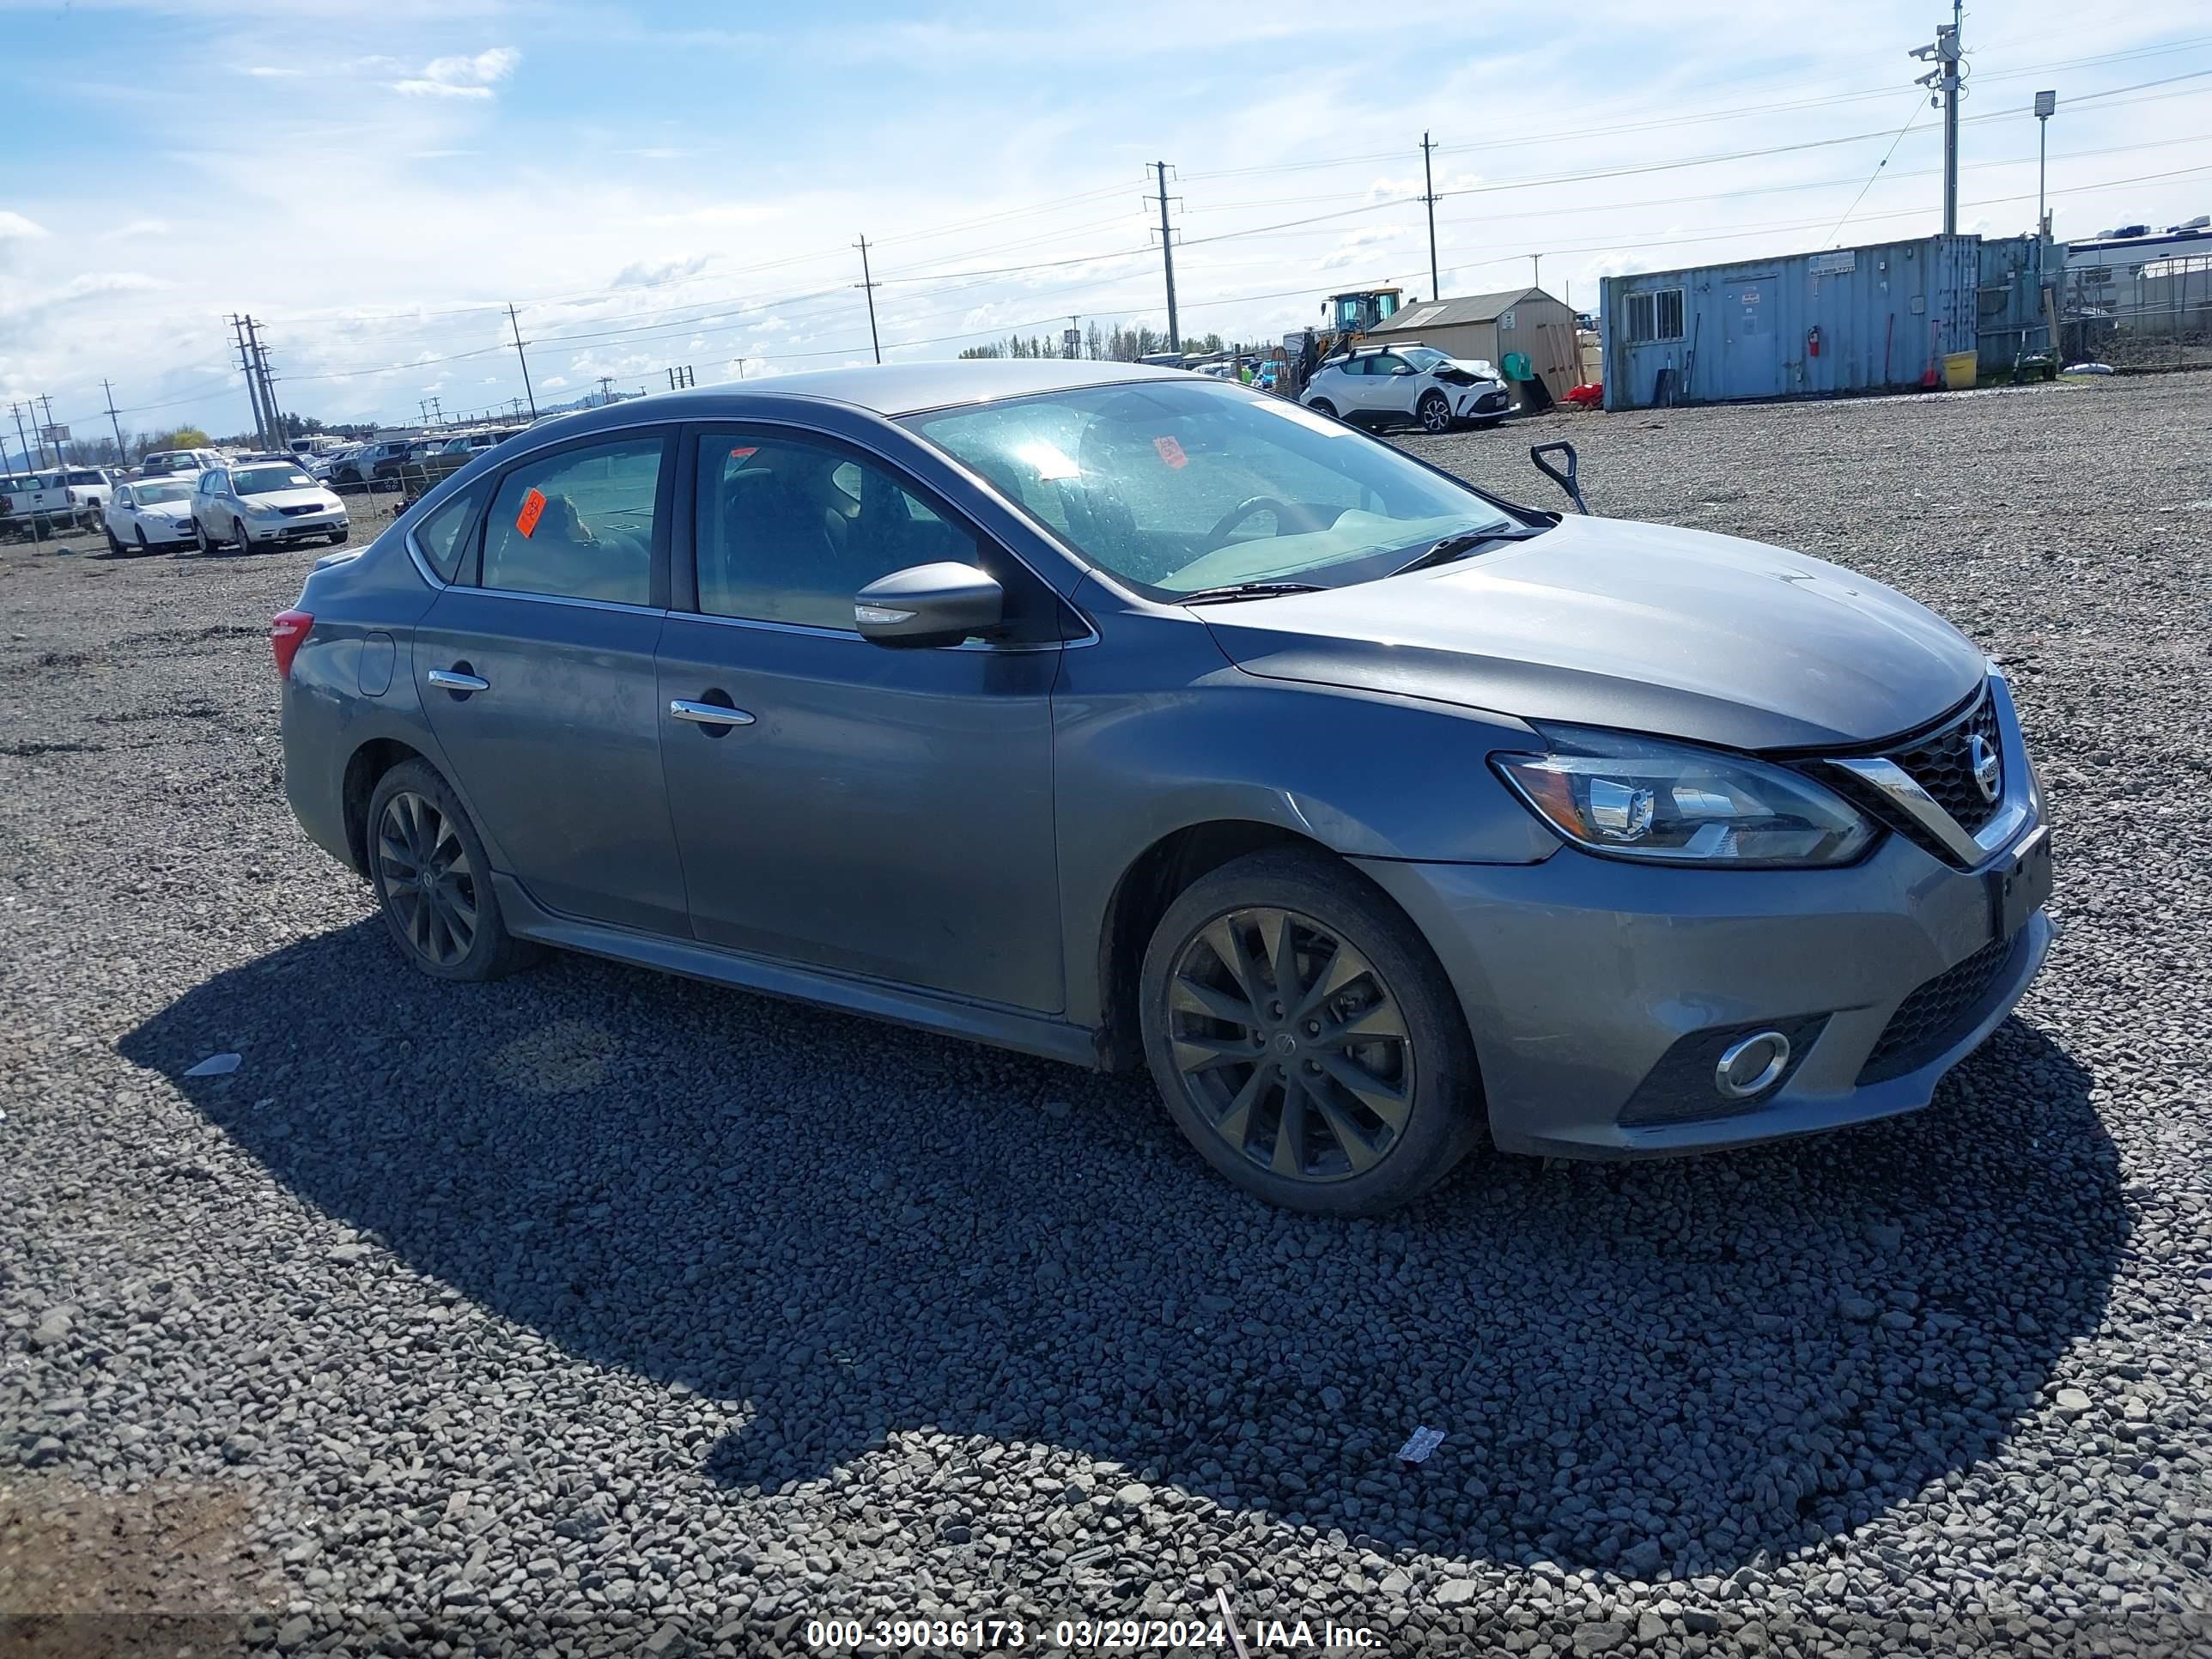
[[136, 528, 152, 556], [365, 759, 538, 982], [1307, 398, 1337, 418], [1417, 390, 1453, 434], [327, 529, 349, 546], [233, 518, 250, 553], [1139, 847, 1483, 1215], [192, 517, 213, 556], [105, 524, 125, 556]]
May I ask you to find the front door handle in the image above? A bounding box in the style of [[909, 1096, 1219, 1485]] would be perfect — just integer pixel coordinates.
[[428, 667, 489, 693], [670, 698, 756, 728]]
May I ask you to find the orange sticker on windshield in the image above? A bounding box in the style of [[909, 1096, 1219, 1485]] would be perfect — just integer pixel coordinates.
[[514, 488, 546, 538], [1152, 435, 1188, 470]]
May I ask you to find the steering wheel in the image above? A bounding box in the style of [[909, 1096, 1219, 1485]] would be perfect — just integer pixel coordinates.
[[1203, 495, 1297, 550]]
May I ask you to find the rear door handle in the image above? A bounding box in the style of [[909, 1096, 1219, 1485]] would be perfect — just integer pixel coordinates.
[[670, 698, 756, 727], [427, 668, 489, 692]]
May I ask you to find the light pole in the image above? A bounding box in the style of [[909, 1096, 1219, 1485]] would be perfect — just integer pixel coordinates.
[[2033, 89, 2057, 263]]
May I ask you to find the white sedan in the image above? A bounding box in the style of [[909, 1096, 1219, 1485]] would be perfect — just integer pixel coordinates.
[[189, 459, 349, 553], [102, 477, 200, 555]]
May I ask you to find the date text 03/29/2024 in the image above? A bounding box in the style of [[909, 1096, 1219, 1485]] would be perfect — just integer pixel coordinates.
[[803, 1617, 1385, 1650]]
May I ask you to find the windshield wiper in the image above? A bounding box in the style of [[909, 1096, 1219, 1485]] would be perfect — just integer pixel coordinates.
[[1389, 525, 1548, 576], [1176, 580, 1329, 605]]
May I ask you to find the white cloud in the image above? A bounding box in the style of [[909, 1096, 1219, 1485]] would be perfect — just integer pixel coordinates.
[[391, 46, 519, 98], [102, 218, 173, 240], [393, 81, 495, 99], [424, 46, 520, 87], [245, 65, 301, 77], [0, 211, 50, 242]]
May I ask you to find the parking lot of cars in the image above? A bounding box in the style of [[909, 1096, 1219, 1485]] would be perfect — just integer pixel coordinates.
[[2, 379, 2208, 1653]]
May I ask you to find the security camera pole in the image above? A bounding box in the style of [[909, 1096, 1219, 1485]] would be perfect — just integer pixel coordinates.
[[2033, 89, 2057, 269]]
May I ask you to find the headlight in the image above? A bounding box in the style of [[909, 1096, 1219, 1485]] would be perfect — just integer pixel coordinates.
[[1492, 726, 1876, 867], [248, 499, 287, 517]]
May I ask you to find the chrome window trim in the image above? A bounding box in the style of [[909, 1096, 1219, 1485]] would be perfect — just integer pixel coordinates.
[[464, 584, 666, 618], [665, 606, 1091, 653]]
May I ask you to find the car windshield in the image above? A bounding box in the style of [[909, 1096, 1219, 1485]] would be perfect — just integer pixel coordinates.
[[135, 481, 192, 504], [234, 465, 313, 495], [902, 380, 1522, 596], [1399, 347, 1452, 371]]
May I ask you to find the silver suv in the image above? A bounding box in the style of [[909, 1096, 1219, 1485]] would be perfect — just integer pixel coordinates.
[[1302, 343, 1510, 434]]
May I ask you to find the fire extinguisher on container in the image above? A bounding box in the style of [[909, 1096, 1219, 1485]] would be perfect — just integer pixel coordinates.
[[1808, 325, 1822, 358]]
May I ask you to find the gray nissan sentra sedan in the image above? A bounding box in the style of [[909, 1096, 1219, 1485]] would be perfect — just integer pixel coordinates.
[[276, 361, 2052, 1215]]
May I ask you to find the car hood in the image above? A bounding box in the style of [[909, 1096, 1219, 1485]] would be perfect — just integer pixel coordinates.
[[1194, 514, 1986, 750], [140, 501, 195, 518], [247, 487, 340, 511]]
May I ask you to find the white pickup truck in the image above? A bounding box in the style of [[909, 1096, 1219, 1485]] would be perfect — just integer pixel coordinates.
[[0, 470, 89, 538]]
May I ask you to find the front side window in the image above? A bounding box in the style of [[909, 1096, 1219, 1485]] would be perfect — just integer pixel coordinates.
[[904, 380, 1522, 599], [692, 433, 974, 630], [482, 437, 662, 605]]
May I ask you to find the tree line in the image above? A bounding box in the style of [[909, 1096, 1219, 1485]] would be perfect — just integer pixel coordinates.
[[960, 323, 1231, 362]]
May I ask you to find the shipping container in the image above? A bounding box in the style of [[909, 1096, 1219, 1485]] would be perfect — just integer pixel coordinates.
[[1600, 234, 2050, 411]]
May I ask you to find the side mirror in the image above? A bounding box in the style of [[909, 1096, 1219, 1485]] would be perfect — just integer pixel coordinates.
[[1390, 363, 1415, 375], [1529, 441, 1591, 515], [854, 562, 1004, 648]]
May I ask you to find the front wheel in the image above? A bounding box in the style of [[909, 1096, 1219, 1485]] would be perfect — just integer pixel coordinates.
[[327, 528, 349, 546], [1139, 848, 1483, 1215], [191, 518, 212, 555], [1306, 398, 1337, 418], [105, 524, 126, 555], [232, 518, 251, 552], [365, 760, 538, 982], [1417, 391, 1453, 433]]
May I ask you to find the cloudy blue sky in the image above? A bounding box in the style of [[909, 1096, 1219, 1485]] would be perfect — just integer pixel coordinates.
[[2, 0, 2207, 444]]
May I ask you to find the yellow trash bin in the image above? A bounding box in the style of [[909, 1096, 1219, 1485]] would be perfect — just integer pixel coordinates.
[[1942, 350, 1978, 390]]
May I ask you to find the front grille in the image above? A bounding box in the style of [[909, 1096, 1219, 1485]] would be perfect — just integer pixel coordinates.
[[1891, 693, 2002, 836], [1856, 934, 2019, 1085], [278, 503, 323, 517]]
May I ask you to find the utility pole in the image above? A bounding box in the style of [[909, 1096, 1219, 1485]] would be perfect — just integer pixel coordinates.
[[1420, 132, 1440, 301], [2033, 89, 2057, 270], [9, 403, 33, 472], [598, 374, 616, 406], [101, 378, 128, 461], [230, 316, 265, 448], [35, 395, 60, 465], [507, 304, 538, 420], [1531, 252, 1542, 291], [854, 236, 882, 365], [1152, 161, 1182, 352], [665, 365, 695, 391], [244, 316, 284, 447], [1911, 8, 1963, 236]]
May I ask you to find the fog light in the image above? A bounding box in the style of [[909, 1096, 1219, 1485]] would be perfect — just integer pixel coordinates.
[[1714, 1030, 1790, 1099]]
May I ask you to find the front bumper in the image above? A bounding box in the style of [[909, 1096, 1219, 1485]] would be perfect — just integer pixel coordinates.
[[1449, 386, 1510, 420], [243, 512, 347, 545], [1358, 683, 2052, 1158]]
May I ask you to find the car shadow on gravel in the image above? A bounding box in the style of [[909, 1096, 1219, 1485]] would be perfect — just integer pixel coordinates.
[[123, 921, 2126, 1579]]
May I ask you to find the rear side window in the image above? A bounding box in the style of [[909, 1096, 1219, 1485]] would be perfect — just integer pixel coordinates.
[[482, 438, 663, 605], [413, 486, 483, 583]]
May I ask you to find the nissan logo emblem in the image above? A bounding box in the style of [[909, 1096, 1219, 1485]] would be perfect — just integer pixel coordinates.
[[1968, 733, 2002, 804]]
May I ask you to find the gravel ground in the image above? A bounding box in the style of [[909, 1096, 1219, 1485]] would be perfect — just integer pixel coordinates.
[[3, 377, 2209, 1657]]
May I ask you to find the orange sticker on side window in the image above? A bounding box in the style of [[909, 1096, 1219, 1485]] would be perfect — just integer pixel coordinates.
[[514, 488, 546, 538], [1152, 435, 1188, 469], [729, 447, 757, 460]]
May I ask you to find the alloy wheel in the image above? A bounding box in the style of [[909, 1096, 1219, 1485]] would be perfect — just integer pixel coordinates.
[[374, 790, 480, 968], [1166, 906, 1414, 1182], [1419, 392, 1451, 432]]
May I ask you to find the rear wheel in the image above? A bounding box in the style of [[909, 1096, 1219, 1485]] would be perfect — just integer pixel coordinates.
[[365, 759, 537, 981], [1418, 390, 1453, 433], [1139, 848, 1482, 1214]]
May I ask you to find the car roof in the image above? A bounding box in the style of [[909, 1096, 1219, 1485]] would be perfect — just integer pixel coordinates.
[[514, 359, 1194, 444]]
